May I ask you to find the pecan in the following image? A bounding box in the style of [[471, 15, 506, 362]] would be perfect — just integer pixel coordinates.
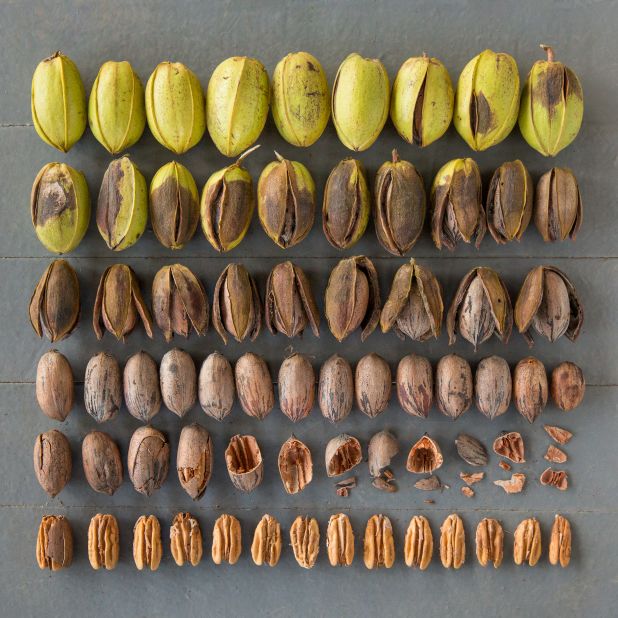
[[544, 445, 567, 464], [234, 352, 274, 420], [212, 514, 242, 565], [474, 355, 511, 419], [544, 424, 573, 445], [278, 353, 315, 422], [88, 513, 119, 570], [372, 476, 397, 492], [475, 518, 503, 568], [325, 434, 362, 477], [355, 353, 391, 418], [170, 512, 203, 567], [435, 354, 473, 419], [327, 513, 354, 567], [455, 433, 488, 467], [364, 514, 395, 569], [33, 429, 72, 497], [127, 426, 170, 496], [251, 514, 282, 567], [84, 351, 122, 423], [278, 435, 313, 495], [404, 515, 433, 570], [492, 432, 525, 463], [318, 355, 354, 423], [176, 423, 213, 500], [414, 475, 443, 491], [159, 348, 196, 418], [407, 435, 443, 474], [133, 515, 162, 571], [440, 514, 465, 569], [396, 354, 433, 418], [225, 434, 263, 491], [494, 473, 526, 494], [549, 514, 571, 567], [460, 471, 484, 485], [368, 430, 399, 477], [123, 351, 161, 422], [290, 516, 320, 569], [514, 517, 542, 566], [198, 352, 235, 421], [81, 431, 123, 496], [540, 467, 569, 490], [36, 515, 73, 571], [551, 361, 585, 411], [514, 357, 548, 422]]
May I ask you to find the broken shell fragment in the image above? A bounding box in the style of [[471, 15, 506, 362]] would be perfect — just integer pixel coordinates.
[[368, 430, 399, 478], [406, 435, 443, 474], [494, 473, 526, 494], [540, 467, 569, 490], [225, 434, 263, 492], [325, 434, 362, 477], [278, 435, 313, 495], [493, 432, 525, 463], [545, 445, 567, 464], [455, 434, 488, 467], [544, 424, 573, 445]]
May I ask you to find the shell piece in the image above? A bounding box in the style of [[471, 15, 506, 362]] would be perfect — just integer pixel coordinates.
[[540, 467, 569, 490], [475, 355, 511, 419], [431, 158, 485, 250], [396, 354, 433, 418], [322, 158, 371, 249], [545, 444, 568, 464], [455, 434, 488, 467], [258, 154, 316, 249], [368, 430, 399, 477], [318, 355, 354, 423], [534, 167, 582, 242], [549, 514, 571, 567], [33, 429, 72, 497], [278, 435, 313, 495], [364, 514, 395, 569], [551, 361, 585, 411], [513, 517, 542, 566], [493, 432, 525, 463], [251, 514, 282, 567], [29, 259, 80, 342], [271, 52, 330, 147], [152, 264, 208, 341], [206, 56, 269, 157], [32, 52, 86, 152], [332, 53, 390, 151], [133, 515, 162, 571], [212, 263, 262, 343], [96, 156, 148, 251], [486, 160, 533, 243], [494, 473, 526, 494], [325, 434, 362, 477], [198, 352, 235, 421], [212, 514, 242, 565], [124, 351, 161, 423], [515, 265, 583, 345], [391, 54, 453, 147], [170, 512, 203, 567], [381, 259, 443, 341], [36, 350, 74, 421], [454, 49, 520, 151], [89, 60, 145, 154], [278, 353, 315, 422], [519, 45, 583, 157], [325, 256, 381, 342], [36, 515, 73, 571], [355, 353, 391, 418], [81, 431, 123, 496], [149, 161, 200, 249], [84, 351, 122, 423], [265, 261, 320, 338], [235, 352, 274, 420], [440, 513, 466, 569], [93, 264, 153, 341], [127, 426, 170, 496], [373, 150, 426, 256], [514, 357, 548, 422], [225, 434, 263, 492], [145, 61, 205, 154], [435, 354, 473, 419], [290, 516, 320, 569], [447, 267, 513, 348], [544, 424, 573, 445], [404, 515, 433, 570], [177, 423, 213, 500], [327, 513, 354, 567], [406, 434, 443, 474], [31, 163, 91, 254], [88, 513, 120, 571], [476, 518, 503, 568], [159, 348, 197, 417]]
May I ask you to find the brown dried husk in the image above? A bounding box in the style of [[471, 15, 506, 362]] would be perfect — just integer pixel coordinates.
[[225, 434, 263, 491], [278, 435, 313, 494]]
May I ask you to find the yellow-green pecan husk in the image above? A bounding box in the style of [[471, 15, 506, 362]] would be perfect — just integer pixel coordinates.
[[518, 46, 583, 157], [486, 160, 533, 244], [200, 148, 256, 252], [150, 161, 199, 249], [332, 53, 390, 151], [207, 56, 270, 157], [390, 55, 454, 147], [430, 158, 486, 250], [96, 156, 147, 251], [271, 52, 330, 147], [89, 60, 146, 154], [257, 153, 316, 249], [322, 158, 370, 249], [374, 150, 426, 256], [31, 162, 90, 254], [454, 49, 520, 151], [145, 61, 205, 154], [31, 52, 86, 152]]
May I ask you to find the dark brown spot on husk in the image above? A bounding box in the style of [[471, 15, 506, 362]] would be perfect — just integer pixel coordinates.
[[36, 172, 77, 226], [470, 92, 494, 136], [96, 161, 124, 245]]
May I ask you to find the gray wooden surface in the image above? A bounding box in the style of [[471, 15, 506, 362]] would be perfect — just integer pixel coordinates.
[[1, 1, 617, 616]]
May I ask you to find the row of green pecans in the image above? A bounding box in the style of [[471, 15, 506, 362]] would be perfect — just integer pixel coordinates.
[[31, 153, 582, 255], [37, 346, 584, 426], [29, 258, 583, 348], [36, 511, 572, 572], [31, 47, 583, 157]]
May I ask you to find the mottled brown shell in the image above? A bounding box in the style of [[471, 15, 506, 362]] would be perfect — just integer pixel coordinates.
[[82, 431, 123, 495], [513, 356, 548, 422], [123, 351, 161, 423], [318, 355, 354, 423], [278, 353, 315, 422], [551, 361, 585, 411], [396, 354, 433, 418], [177, 423, 213, 500], [278, 435, 313, 494], [435, 354, 473, 419], [159, 348, 197, 417], [235, 352, 274, 420], [355, 353, 391, 418], [475, 355, 511, 419], [198, 352, 235, 421], [33, 429, 72, 497], [127, 426, 170, 496], [84, 351, 122, 423], [36, 350, 74, 421]]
